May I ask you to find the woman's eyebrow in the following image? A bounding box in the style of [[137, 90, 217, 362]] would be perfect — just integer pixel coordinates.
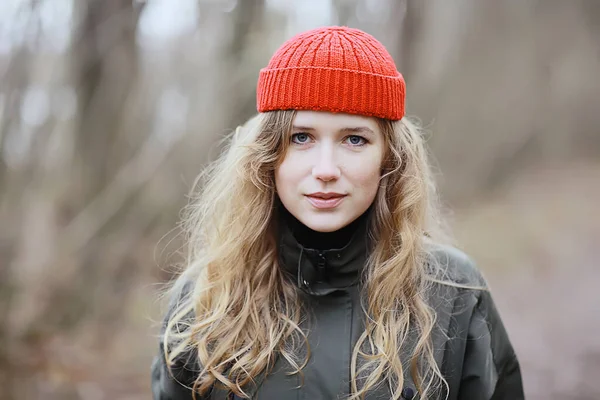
[[291, 125, 375, 135], [339, 127, 375, 135], [292, 125, 315, 131]]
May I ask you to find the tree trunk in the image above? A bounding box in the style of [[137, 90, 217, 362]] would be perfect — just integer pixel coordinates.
[[72, 0, 144, 204]]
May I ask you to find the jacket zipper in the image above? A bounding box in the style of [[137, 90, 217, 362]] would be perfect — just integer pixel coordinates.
[[316, 252, 327, 283]]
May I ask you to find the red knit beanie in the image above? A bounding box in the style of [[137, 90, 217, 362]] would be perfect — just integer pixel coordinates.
[[257, 26, 405, 121]]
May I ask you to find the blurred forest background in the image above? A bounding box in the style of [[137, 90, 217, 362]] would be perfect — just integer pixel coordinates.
[[1, 0, 599, 399]]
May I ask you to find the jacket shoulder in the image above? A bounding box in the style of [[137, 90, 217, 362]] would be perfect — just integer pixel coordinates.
[[425, 242, 488, 288], [151, 275, 199, 399]]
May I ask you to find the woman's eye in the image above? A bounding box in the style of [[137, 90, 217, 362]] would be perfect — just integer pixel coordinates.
[[291, 133, 310, 144], [346, 135, 367, 146]]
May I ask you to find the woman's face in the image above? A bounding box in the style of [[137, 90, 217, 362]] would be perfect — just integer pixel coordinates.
[[275, 111, 385, 232]]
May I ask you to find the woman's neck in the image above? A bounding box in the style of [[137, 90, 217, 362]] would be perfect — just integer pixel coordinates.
[[279, 205, 368, 250]]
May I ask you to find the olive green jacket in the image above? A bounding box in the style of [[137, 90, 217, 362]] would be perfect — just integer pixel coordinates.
[[151, 222, 524, 399]]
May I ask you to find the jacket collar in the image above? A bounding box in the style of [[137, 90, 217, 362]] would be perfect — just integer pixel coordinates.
[[278, 215, 370, 296]]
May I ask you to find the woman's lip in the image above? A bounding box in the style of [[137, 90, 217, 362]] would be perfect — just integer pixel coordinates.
[[305, 195, 346, 209]]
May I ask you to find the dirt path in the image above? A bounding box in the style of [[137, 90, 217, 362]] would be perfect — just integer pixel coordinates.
[[491, 262, 600, 399], [455, 161, 600, 399]]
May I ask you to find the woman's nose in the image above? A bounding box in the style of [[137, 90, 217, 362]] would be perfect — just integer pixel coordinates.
[[312, 145, 341, 181]]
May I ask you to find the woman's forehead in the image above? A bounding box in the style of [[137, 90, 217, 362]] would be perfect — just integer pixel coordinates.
[[292, 110, 380, 134]]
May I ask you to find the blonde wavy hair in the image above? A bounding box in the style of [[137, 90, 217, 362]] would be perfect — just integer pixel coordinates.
[[163, 110, 450, 399]]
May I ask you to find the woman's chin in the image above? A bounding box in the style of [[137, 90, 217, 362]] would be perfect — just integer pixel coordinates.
[[296, 212, 353, 233]]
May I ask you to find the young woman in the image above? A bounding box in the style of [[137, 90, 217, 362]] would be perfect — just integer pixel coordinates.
[[151, 26, 524, 400]]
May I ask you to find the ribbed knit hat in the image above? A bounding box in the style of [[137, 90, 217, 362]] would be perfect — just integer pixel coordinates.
[[257, 26, 405, 121]]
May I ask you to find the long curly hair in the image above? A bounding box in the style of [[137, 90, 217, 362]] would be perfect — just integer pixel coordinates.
[[163, 110, 450, 399]]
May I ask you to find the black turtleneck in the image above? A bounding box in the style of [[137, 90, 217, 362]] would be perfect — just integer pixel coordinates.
[[279, 204, 368, 250], [277, 203, 371, 296]]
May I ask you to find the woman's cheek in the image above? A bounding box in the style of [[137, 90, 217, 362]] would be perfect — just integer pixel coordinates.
[[346, 153, 383, 183]]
